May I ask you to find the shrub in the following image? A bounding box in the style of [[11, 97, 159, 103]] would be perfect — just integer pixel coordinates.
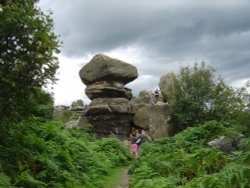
[[130, 121, 249, 188], [0, 117, 131, 187]]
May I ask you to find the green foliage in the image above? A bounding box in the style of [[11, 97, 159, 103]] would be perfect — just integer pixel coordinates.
[[0, 166, 14, 188], [162, 62, 249, 129], [53, 106, 82, 123], [71, 99, 84, 108], [185, 163, 250, 188], [58, 110, 80, 123], [0, 0, 60, 123], [231, 82, 250, 135], [95, 137, 131, 167], [129, 121, 250, 188], [27, 87, 54, 120], [163, 62, 215, 128], [0, 117, 131, 187]]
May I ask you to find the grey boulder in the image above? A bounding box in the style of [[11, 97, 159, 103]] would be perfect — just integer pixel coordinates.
[[79, 54, 138, 85]]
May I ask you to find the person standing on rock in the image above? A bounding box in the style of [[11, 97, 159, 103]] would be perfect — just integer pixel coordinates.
[[153, 88, 160, 103], [148, 90, 156, 105]]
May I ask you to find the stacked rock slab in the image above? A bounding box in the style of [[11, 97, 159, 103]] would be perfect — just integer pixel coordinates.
[[79, 54, 138, 138]]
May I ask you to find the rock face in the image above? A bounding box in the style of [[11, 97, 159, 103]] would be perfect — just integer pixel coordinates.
[[133, 102, 178, 138], [207, 134, 244, 153], [79, 54, 138, 138], [85, 81, 132, 100], [207, 136, 233, 153], [53, 105, 69, 119], [131, 88, 179, 138], [159, 73, 175, 103]]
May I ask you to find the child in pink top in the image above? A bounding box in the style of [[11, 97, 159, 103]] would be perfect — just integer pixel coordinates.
[[130, 142, 138, 157]]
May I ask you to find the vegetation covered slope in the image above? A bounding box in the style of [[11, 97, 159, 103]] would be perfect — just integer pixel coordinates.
[[0, 118, 131, 187], [0, 2, 132, 187], [129, 63, 250, 188], [129, 121, 250, 188]]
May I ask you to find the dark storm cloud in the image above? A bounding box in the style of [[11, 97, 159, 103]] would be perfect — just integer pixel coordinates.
[[39, 0, 250, 98]]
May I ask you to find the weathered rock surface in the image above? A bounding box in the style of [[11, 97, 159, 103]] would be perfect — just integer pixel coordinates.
[[79, 54, 138, 85], [207, 133, 244, 153], [78, 54, 181, 139], [159, 73, 175, 103], [133, 103, 178, 138], [53, 105, 69, 119], [85, 81, 132, 100], [78, 54, 138, 138], [70, 106, 85, 112], [207, 136, 233, 153], [65, 120, 80, 129], [85, 114, 134, 138], [137, 90, 150, 104], [86, 98, 134, 115]]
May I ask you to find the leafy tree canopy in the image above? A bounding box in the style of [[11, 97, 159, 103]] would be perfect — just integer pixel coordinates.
[[0, 0, 60, 124], [162, 62, 249, 129]]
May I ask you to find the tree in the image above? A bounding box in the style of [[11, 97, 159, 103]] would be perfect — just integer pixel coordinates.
[[0, 0, 60, 125], [71, 99, 84, 108], [161, 62, 247, 129], [28, 87, 54, 119]]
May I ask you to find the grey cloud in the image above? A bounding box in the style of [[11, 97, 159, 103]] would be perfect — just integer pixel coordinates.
[[39, 0, 250, 97], [41, 1, 250, 55]]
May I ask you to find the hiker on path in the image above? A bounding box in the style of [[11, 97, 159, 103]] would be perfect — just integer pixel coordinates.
[[136, 130, 151, 151], [130, 128, 138, 157]]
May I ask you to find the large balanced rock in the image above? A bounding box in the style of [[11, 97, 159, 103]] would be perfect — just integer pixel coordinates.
[[78, 54, 138, 138], [79, 54, 138, 85]]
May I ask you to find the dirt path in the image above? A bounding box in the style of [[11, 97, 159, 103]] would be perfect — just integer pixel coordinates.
[[113, 167, 129, 188]]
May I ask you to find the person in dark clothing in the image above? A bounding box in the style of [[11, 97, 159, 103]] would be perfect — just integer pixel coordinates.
[[136, 130, 151, 150], [153, 88, 161, 103]]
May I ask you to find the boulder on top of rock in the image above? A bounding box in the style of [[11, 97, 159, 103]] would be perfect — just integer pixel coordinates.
[[79, 54, 138, 85]]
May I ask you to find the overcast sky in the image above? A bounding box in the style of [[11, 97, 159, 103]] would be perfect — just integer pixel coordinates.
[[38, 0, 250, 106]]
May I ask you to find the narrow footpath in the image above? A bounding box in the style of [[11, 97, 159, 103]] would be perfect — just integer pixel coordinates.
[[112, 167, 129, 188]]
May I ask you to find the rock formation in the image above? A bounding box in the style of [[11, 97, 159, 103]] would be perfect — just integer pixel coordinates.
[[53, 105, 69, 119], [159, 73, 175, 103], [207, 133, 244, 153], [78, 54, 138, 138], [132, 93, 179, 138]]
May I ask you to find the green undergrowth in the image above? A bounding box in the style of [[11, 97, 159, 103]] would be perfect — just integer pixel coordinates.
[[129, 121, 250, 188], [98, 166, 125, 188], [0, 117, 131, 187]]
